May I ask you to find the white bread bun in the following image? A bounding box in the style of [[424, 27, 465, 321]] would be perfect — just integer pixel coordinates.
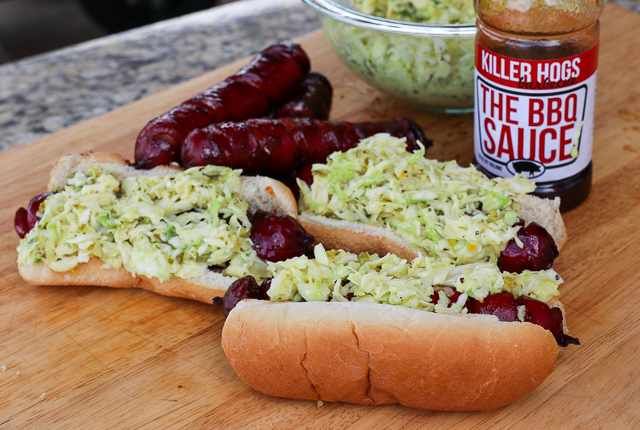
[[19, 152, 297, 304], [222, 300, 561, 411], [299, 194, 567, 261]]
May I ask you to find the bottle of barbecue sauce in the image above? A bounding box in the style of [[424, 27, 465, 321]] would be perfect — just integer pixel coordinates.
[[473, 0, 603, 211]]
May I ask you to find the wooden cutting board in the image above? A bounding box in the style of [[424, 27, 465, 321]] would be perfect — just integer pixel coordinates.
[[2, 4, 640, 428]]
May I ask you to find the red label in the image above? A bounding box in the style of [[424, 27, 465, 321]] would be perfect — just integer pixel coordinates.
[[473, 42, 598, 183], [475, 44, 599, 90]]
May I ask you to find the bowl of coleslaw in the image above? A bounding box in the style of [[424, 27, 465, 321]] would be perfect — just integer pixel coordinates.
[[303, 0, 476, 113]]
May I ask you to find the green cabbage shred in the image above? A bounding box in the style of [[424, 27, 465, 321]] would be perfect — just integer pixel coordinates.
[[267, 244, 562, 314], [354, 0, 475, 24], [321, 18, 474, 109], [299, 134, 537, 266], [17, 165, 269, 281]]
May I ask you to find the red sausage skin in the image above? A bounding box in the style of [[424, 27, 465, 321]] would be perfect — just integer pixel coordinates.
[[182, 117, 431, 176], [273, 72, 333, 121], [134, 41, 311, 169]]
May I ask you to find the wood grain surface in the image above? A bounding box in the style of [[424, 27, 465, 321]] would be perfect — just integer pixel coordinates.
[[2, 4, 640, 428]]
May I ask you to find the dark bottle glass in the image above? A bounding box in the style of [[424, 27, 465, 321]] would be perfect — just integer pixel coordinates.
[[473, 0, 603, 212]]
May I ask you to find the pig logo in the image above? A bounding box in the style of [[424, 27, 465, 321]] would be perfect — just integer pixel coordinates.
[[506, 159, 546, 179]]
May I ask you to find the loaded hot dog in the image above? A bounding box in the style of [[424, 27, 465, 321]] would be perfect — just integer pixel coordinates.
[[15, 153, 313, 304], [220, 245, 578, 411], [296, 134, 566, 273], [134, 41, 311, 169]]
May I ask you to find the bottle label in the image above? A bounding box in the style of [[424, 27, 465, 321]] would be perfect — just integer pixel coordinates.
[[473, 43, 598, 183]]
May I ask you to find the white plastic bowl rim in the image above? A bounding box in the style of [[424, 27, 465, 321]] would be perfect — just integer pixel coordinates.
[[303, 0, 477, 37]]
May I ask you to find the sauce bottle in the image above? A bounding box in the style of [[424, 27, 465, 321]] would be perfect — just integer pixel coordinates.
[[473, 0, 603, 212]]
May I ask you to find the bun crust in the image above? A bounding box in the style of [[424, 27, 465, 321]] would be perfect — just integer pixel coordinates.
[[46, 152, 297, 218], [222, 300, 559, 411], [299, 194, 567, 260], [299, 213, 417, 260], [19, 259, 234, 303], [47, 152, 182, 192], [19, 152, 297, 303]]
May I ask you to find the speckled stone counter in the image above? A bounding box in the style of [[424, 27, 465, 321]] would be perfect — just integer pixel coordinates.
[[0, 0, 637, 154], [613, 0, 640, 14], [0, 0, 320, 153]]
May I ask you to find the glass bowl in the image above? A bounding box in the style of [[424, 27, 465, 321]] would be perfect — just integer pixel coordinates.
[[302, 0, 476, 113]]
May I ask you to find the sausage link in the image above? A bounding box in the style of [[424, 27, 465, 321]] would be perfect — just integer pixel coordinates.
[[278, 118, 329, 166], [134, 41, 310, 169], [273, 72, 333, 120], [244, 119, 298, 176], [189, 80, 271, 122], [261, 41, 311, 75], [181, 117, 430, 176], [228, 53, 305, 106]]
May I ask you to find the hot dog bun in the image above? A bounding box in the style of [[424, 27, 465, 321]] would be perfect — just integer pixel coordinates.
[[222, 299, 563, 411], [299, 193, 567, 262], [18, 152, 297, 304]]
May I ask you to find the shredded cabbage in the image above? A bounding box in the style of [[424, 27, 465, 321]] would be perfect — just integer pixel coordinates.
[[321, 17, 474, 109], [17, 165, 269, 281], [354, 0, 475, 24], [267, 244, 562, 314], [299, 134, 537, 266]]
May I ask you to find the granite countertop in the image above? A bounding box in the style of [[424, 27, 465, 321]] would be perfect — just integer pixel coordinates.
[[0, 0, 637, 154], [613, 0, 640, 14], [0, 0, 320, 154]]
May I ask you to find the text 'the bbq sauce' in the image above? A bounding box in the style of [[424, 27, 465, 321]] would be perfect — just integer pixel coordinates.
[[473, 0, 603, 211]]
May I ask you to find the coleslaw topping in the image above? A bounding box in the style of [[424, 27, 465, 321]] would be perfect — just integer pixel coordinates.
[[17, 165, 269, 281], [267, 244, 562, 314], [299, 134, 536, 265]]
